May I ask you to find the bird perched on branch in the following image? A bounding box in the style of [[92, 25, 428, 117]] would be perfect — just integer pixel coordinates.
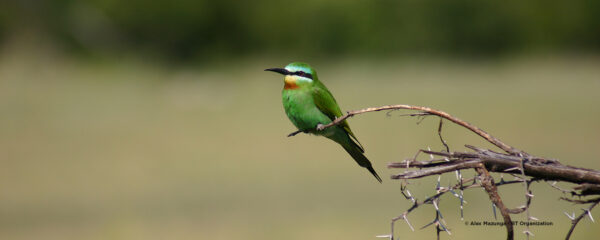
[[265, 62, 381, 182]]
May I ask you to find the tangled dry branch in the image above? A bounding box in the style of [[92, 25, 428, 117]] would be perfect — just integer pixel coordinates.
[[318, 104, 600, 240]]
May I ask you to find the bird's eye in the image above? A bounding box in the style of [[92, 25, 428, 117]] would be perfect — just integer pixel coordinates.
[[294, 71, 312, 79]]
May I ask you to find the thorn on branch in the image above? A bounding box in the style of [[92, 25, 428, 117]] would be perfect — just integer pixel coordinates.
[[565, 212, 575, 220], [404, 214, 415, 231]]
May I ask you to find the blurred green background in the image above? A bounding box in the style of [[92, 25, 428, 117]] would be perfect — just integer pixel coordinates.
[[1, 1, 600, 239]]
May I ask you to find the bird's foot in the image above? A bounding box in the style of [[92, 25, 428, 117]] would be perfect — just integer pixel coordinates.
[[287, 130, 302, 137], [287, 130, 305, 137], [316, 123, 325, 131]]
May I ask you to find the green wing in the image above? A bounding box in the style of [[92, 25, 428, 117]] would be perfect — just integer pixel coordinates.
[[312, 86, 364, 152]]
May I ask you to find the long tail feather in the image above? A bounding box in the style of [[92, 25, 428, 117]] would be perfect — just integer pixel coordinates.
[[342, 143, 382, 183]]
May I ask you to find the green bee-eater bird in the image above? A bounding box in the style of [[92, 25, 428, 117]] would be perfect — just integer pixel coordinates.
[[265, 62, 382, 183]]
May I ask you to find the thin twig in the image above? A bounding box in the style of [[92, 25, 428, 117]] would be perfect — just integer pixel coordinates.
[[319, 105, 527, 156], [564, 198, 600, 240], [438, 118, 450, 153]]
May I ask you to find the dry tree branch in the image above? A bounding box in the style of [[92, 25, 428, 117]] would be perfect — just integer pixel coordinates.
[[388, 149, 600, 186], [318, 105, 600, 240], [475, 165, 514, 240]]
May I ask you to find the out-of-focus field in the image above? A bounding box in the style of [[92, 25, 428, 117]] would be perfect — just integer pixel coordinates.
[[1, 48, 600, 240]]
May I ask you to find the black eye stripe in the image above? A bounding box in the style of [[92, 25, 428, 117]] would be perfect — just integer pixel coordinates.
[[292, 71, 313, 79]]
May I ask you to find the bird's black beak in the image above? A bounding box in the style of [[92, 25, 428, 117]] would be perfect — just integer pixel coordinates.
[[264, 68, 290, 75]]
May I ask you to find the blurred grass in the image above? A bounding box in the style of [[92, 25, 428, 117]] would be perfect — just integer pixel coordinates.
[[1, 46, 600, 239]]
